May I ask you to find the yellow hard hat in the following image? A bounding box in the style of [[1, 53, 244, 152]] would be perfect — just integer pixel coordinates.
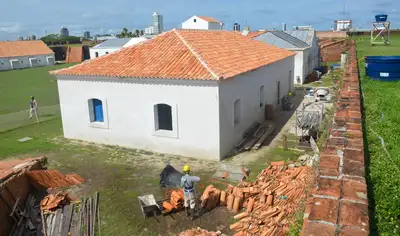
[[183, 165, 190, 172]]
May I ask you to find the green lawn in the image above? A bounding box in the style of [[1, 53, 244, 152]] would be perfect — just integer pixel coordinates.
[[0, 64, 74, 115], [355, 35, 400, 235]]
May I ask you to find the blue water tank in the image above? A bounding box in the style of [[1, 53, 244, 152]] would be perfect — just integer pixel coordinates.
[[365, 56, 400, 81], [375, 14, 388, 22]]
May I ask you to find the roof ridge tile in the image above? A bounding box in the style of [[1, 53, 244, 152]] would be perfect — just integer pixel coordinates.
[[173, 29, 220, 80]]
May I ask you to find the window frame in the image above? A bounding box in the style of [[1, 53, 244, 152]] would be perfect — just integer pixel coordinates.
[[87, 98, 109, 129], [234, 99, 241, 126], [152, 103, 178, 139]]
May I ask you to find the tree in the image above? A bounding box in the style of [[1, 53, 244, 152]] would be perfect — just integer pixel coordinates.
[[140, 30, 144, 36], [135, 29, 140, 37]]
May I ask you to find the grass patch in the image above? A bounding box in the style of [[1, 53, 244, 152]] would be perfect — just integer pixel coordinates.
[[288, 201, 306, 236], [355, 34, 400, 235], [0, 64, 75, 114]]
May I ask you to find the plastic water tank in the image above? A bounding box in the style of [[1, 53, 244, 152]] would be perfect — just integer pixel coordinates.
[[375, 14, 388, 22], [365, 56, 400, 81]]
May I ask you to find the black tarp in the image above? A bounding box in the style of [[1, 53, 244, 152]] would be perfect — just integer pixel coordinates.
[[159, 164, 183, 188]]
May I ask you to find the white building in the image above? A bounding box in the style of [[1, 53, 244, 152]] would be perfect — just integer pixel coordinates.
[[0, 41, 55, 71], [51, 29, 295, 161], [286, 27, 320, 80], [145, 12, 164, 35], [253, 31, 312, 84], [89, 37, 149, 59], [334, 20, 352, 31], [182, 16, 223, 30]]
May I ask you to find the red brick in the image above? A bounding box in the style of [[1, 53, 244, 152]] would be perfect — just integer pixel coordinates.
[[335, 109, 348, 118], [346, 139, 363, 150], [344, 149, 364, 162], [339, 201, 369, 230], [328, 137, 347, 147], [331, 130, 346, 137], [343, 176, 366, 183], [338, 227, 368, 236], [347, 123, 362, 130], [309, 198, 339, 224], [343, 159, 365, 177], [316, 178, 342, 198], [301, 221, 336, 236], [346, 129, 363, 139], [320, 155, 340, 176], [342, 180, 368, 204]]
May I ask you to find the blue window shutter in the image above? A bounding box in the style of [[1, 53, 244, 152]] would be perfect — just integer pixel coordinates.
[[93, 99, 104, 122]]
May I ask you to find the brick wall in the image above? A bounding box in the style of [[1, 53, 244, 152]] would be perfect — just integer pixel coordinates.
[[301, 42, 369, 236], [0, 161, 43, 236], [320, 40, 349, 62], [65, 46, 83, 63]]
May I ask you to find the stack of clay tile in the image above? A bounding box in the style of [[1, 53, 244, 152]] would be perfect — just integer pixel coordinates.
[[179, 227, 222, 236], [225, 162, 311, 236], [200, 185, 221, 210], [162, 189, 185, 212]]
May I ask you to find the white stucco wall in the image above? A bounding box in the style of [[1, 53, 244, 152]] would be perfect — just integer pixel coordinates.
[[0, 54, 55, 71], [208, 22, 222, 30], [308, 34, 320, 72], [293, 50, 304, 84], [218, 56, 295, 157], [89, 48, 120, 59], [57, 77, 221, 160], [182, 16, 213, 30]]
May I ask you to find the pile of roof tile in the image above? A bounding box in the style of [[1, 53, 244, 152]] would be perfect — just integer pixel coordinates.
[[27, 170, 84, 189], [224, 163, 311, 236], [162, 189, 185, 213], [40, 191, 71, 211], [179, 227, 222, 236], [200, 185, 221, 210]]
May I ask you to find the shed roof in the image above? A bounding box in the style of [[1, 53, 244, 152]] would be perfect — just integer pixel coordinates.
[[285, 29, 316, 45], [0, 156, 45, 181], [254, 31, 309, 48], [51, 29, 295, 81], [93, 38, 132, 49], [0, 41, 54, 58]]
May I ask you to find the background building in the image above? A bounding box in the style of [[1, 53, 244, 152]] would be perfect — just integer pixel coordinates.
[[233, 23, 240, 31], [182, 16, 223, 30], [334, 20, 352, 31], [0, 41, 55, 71], [60, 26, 69, 37], [145, 12, 164, 35], [89, 37, 149, 59], [84, 30, 91, 39]]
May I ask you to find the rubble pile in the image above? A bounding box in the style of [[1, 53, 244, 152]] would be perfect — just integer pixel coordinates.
[[179, 227, 222, 236], [226, 163, 311, 235], [163, 189, 185, 212]]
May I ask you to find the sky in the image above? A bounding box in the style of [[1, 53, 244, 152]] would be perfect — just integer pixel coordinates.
[[0, 0, 399, 40]]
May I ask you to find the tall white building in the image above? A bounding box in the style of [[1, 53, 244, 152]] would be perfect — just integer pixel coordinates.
[[145, 12, 164, 35]]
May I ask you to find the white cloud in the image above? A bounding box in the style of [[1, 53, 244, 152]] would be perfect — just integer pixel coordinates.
[[0, 22, 23, 34]]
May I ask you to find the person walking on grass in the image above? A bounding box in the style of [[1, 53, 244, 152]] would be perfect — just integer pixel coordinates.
[[29, 96, 38, 119]]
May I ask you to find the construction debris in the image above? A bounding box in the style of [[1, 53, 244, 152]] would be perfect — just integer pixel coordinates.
[[40, 191, 71, 211], [27, 170, 84, 189], [235, 123, 276, 152], [225, 165, 311, 235], [213, 164, 250, 183], [162, 189, 185, 213], [200, 185, 221, 210], [179, 227, 222, 236], [43, 191, 100, 236], [8, 195, 42, 236]]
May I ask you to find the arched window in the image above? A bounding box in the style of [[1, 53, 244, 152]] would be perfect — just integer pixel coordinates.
[[88, 98, 104, 122], [234, 99, 241, 125], [259, 85, 265, 107], [154, 104, 173, 131]]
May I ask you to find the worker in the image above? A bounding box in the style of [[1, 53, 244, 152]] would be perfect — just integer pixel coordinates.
[[180, 165, 200, 218], [29, 96, 38, 119]]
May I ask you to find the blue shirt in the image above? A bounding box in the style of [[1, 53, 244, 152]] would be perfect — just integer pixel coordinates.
[[180, 174, 200, 190]]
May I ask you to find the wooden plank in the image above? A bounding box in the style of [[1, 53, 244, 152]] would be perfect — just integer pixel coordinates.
[[60, 205, 70, 236], [51, 209, 61, 236], [96, 193, 100, 236], [41, 209, 47, 236], [244, 127, 265, 150], [252, 125, 276, 150], [69, 204, 80, 236]]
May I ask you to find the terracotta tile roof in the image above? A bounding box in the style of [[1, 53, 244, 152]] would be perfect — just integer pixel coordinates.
[[51, 29, 295, 80], [0, 40, 54, 58], [0, 156, 45, 181], [27, 169, 84, 189], [197, 16, 221, 23], [247, 31, 268, 38]]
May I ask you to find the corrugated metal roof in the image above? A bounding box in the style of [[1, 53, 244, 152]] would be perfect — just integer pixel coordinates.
[[254, 31, 309, 49], [93, 38, 131, 49], [285, 29, 315, 45]]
